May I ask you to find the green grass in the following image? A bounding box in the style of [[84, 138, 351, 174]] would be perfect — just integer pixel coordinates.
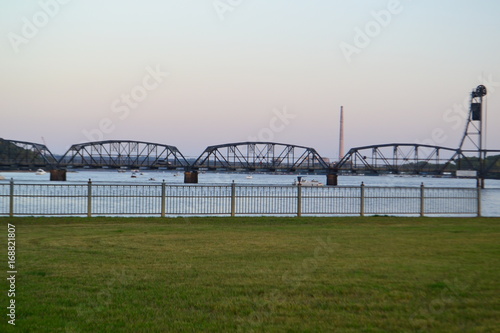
[[1, 217, 499, 332]]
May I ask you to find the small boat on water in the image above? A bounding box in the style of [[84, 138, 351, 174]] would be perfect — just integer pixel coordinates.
[[131, 173, 137, 178], [35, 169, 47, 175], [293, 178, 324, 186], [246, 175, 253, 179]]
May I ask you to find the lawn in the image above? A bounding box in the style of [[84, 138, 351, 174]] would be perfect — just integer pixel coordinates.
[[1, 217, 499, 332]]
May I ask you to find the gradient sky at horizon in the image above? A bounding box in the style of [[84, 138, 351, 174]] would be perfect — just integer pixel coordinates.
[[1, 0, 499, 158]]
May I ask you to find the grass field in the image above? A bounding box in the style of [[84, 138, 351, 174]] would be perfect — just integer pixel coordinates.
[[1, 217, 499, 332]]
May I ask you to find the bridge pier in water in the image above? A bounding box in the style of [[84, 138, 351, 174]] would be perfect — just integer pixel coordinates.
[[326, 168, 338, 186], [184, 171, 198, 184], [326, 173, 338, 186], [50, 169, 66, 181]]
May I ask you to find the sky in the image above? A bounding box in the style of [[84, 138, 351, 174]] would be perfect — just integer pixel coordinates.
[[1, 0, 499, 159]]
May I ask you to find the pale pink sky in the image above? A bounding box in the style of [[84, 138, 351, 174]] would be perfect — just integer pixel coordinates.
[[1, 0, 499, 158]]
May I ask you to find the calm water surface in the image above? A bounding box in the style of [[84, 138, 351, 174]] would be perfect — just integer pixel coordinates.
[[1, 170, 498, 216]]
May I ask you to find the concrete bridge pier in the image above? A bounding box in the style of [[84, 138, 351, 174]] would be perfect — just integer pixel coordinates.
[[326, 170, 338, 186], [184, 170, 198, 184], [50, 169, 67, 181]]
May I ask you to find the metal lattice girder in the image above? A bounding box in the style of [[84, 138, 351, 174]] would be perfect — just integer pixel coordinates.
[[193, 142, 329, 171], [0, 138, 57, 167], [336, 143, 465, 175], [459, 85, 487, 152], [58, 140, 189, 169]]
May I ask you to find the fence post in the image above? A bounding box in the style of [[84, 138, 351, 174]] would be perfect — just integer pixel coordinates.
[[297, 183, 302, 217], [161, 180, 166, 217], [477, 187, 482, 217], [360, 182, 365, 217], [9, 178, 14, 217], [420, 183, 425, 217], [230, 181, 236, 217], [87, 179, 92, 218]]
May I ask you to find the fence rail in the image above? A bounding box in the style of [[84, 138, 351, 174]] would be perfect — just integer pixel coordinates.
[[0, 180, 481, 217]]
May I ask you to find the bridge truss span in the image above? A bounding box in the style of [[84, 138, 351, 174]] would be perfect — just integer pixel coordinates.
[[193, 142, 329, 172], [0, 138, 57, 169], [58, 140, 190, 169], [336, 143, 466, 175]]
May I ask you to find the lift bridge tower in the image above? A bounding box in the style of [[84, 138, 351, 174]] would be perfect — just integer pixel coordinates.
[[457, 84, 487, 188]]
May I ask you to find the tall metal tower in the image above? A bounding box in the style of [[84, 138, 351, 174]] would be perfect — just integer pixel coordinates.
[[458, 84, 487, 187], [339, 106, 344, 162]]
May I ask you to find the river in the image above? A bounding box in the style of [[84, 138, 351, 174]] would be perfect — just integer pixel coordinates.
[[1, 170, 498, 216]]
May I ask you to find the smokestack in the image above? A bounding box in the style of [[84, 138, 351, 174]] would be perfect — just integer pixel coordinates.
[[339, 106, 344, 161]]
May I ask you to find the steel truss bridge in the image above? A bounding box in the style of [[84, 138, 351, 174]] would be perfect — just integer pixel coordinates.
[[1, 85, 499, 183], [0, 140, 330, 172], [2, 138, 498, 179], [0, 139, 57, 169], [58, 140, 190, 169], [1, 139, 499, 180], [335, 143, 500, 179], [192, 142, 328, 172], [335, 84, 500, 184]]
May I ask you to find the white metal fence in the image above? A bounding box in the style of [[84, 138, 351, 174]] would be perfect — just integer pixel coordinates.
[[0, 180, 481, 217]]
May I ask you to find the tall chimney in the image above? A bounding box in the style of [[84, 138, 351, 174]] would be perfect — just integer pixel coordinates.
[[339, 106, 344, 161]]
